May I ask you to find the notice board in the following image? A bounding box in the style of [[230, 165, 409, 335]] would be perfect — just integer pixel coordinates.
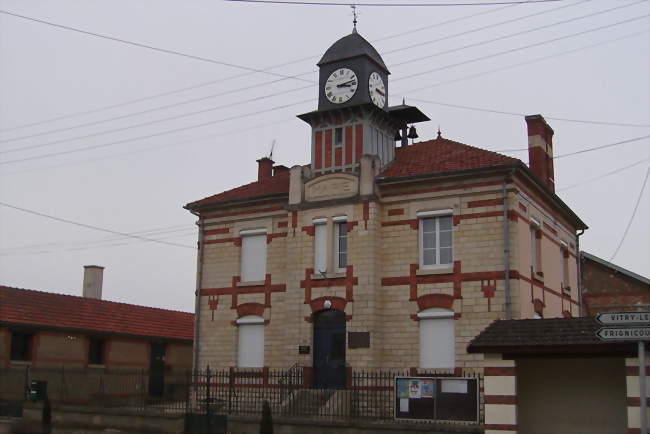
[[394, 377, 478, 422]]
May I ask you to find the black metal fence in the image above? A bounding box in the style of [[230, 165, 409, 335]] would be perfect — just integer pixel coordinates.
[[0, 365, 482, 424]]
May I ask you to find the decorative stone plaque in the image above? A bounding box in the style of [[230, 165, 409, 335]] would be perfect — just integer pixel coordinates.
[[305, 174, 358, 202]]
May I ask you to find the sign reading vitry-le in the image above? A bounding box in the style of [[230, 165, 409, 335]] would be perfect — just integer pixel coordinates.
[[184, 24, 586, 391]]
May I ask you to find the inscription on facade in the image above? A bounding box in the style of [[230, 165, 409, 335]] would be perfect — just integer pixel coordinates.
[[305, 174, 358, 202]]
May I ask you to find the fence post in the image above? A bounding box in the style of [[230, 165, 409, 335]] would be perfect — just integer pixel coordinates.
[[228, 367, 233, 414], [185, 369, 190, 414]]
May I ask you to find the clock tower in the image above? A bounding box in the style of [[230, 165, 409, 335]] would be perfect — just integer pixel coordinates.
[[298, 29, 428, 176]]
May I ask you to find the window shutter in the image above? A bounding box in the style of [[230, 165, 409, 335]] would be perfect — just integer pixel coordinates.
[[237, 317, 265, 368], [314, 223, 327, 273], [419, 309, 455, 369], [241, 233, 266, 281]]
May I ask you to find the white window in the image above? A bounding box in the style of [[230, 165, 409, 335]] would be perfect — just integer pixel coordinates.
[[560, 242, 570, 291], [335, 221, 348, 272], [314, 219, 327, 274], [313, 216, 348, 275], [418, 210, 453, 269], [237, 315, 265, 368], [418, 308, 455, 369], [240, 229, 267, 282], [530, 219, 541, 275]]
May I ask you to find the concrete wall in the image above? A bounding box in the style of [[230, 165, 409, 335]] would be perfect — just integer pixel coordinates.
[[517, 357, 627, 434]]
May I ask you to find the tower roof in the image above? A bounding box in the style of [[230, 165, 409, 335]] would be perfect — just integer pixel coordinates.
[[318, 32, 388, 73]]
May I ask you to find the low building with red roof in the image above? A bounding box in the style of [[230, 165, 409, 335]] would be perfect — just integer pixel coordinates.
[[0, 266, 193, 405], [183, 30, 587, 408]]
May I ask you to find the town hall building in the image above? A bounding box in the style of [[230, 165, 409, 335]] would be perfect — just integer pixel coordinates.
[[184, 29, 587, 390]]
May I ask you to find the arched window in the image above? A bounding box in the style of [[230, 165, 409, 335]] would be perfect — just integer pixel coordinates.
[[418, 308, 455, 369], [237, 315, 265, 368]]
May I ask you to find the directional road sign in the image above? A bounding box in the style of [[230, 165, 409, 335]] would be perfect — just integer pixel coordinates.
[[596, 311, 650, 326], [597, 327, 650, 341]]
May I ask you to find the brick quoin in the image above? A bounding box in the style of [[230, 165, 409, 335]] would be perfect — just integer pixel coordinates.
[[381, 219, 418, 230], [204, 206, 283, 220], [484, 395, 517, 405], [204, 228, 229, 235]]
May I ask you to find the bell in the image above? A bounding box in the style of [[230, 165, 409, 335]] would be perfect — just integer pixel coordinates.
[[394, 130, 403, 141], [407, 125, 419, 139]]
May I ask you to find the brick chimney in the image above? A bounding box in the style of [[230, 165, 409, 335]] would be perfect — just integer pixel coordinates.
[[273, 165, 289, 177], [525, 114, 555, 191], [257, 157, 274, 181], [83, 265, 104, 299]]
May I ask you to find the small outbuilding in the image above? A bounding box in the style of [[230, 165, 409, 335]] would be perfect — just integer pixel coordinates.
[[468, 317, 646, 434]]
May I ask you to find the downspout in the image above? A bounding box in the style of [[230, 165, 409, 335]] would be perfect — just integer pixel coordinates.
[[503, 172, 514, 320], [191, 212, 205, 372], [576, 229, 585, 317]]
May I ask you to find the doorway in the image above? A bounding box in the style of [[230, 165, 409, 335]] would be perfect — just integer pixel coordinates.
[[313, 309, 346, 389], [149, 342, 166, 397]]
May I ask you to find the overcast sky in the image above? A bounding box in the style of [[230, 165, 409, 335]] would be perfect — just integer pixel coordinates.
[[0, 0, 648, 313]]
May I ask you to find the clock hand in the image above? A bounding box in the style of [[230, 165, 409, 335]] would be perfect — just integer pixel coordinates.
[[337, 80, 357, 88], [375, 88, 385, 96]]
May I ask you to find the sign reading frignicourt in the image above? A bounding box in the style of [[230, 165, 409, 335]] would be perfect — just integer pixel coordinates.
[[595, 311, 650, 342]]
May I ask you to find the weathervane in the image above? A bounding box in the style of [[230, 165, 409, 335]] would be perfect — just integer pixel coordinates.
[[351, 5, 358, 33]]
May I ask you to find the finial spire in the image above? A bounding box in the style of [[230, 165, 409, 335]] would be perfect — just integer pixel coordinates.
[[437, 126, 442, 138], [351, 5, 358, 33]]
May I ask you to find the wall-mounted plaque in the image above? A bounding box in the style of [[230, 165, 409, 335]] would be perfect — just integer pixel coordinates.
[[348, 332, 370, 349], [298, 345, 310, 355]]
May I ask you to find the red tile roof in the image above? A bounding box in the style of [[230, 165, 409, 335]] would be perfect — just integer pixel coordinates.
[[380, 137, 518, 179], [185, 137, 518, 208], [0, 286, 194, 341], [185, 170, 290, 210]]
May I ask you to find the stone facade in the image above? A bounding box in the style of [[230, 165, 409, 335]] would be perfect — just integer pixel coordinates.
[[190, 147, 583, 372]]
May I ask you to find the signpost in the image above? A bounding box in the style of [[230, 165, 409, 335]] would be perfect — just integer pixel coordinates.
[[596, 311, 650, 434]]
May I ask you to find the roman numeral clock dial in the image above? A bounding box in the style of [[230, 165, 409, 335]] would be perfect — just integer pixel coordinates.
[[368, 72, 386, 108], [325, 68, 358, 104]]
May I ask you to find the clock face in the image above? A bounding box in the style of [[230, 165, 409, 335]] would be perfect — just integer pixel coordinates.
[[325, 68, 358, 104], [368, 72, 386, 108]]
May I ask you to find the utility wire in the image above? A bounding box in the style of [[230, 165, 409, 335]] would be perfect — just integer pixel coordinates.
[[0, 224, 193, 252], [0, 10, 315, 83], [383, 0, 592, 56], [609, 163, 650, 261], [0, 201, 197, 249], [223, 0, 566, 6], [0, 0, 582, 144], [393, 12, 650, 82], [407, 90, 650, 128], [0, 4, 515, 133], [0, 84, 314, 154], [554, 135, 650, 159], [397, 28, 650, 96], [3, 8, 645, 158], [0, 99, 314, 165], [557, 156, 650, 192]]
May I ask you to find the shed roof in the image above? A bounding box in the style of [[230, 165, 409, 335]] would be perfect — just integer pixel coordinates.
[[467, 317, 636, 355], [0, 286, 194, 342]]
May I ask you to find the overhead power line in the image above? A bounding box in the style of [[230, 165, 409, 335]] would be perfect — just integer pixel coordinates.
[[0, 10, 315, 83], [0, 84, 314, 154], [0, 3, 515, 134], [393, 12, 650, 82], [0, 201, 197, 249], [407, 94, 650, 128], [3, 6, 646, 158], [0, 0, 581, 144], [609, 163, 650, 261], [0, 99, 314, 165], [554, 135, 650, 159], [557, 156, 650, 192], [223, 0, 565, 6]]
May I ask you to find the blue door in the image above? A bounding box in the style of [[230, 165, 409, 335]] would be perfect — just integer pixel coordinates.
[[313, 310, 346, 389]]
